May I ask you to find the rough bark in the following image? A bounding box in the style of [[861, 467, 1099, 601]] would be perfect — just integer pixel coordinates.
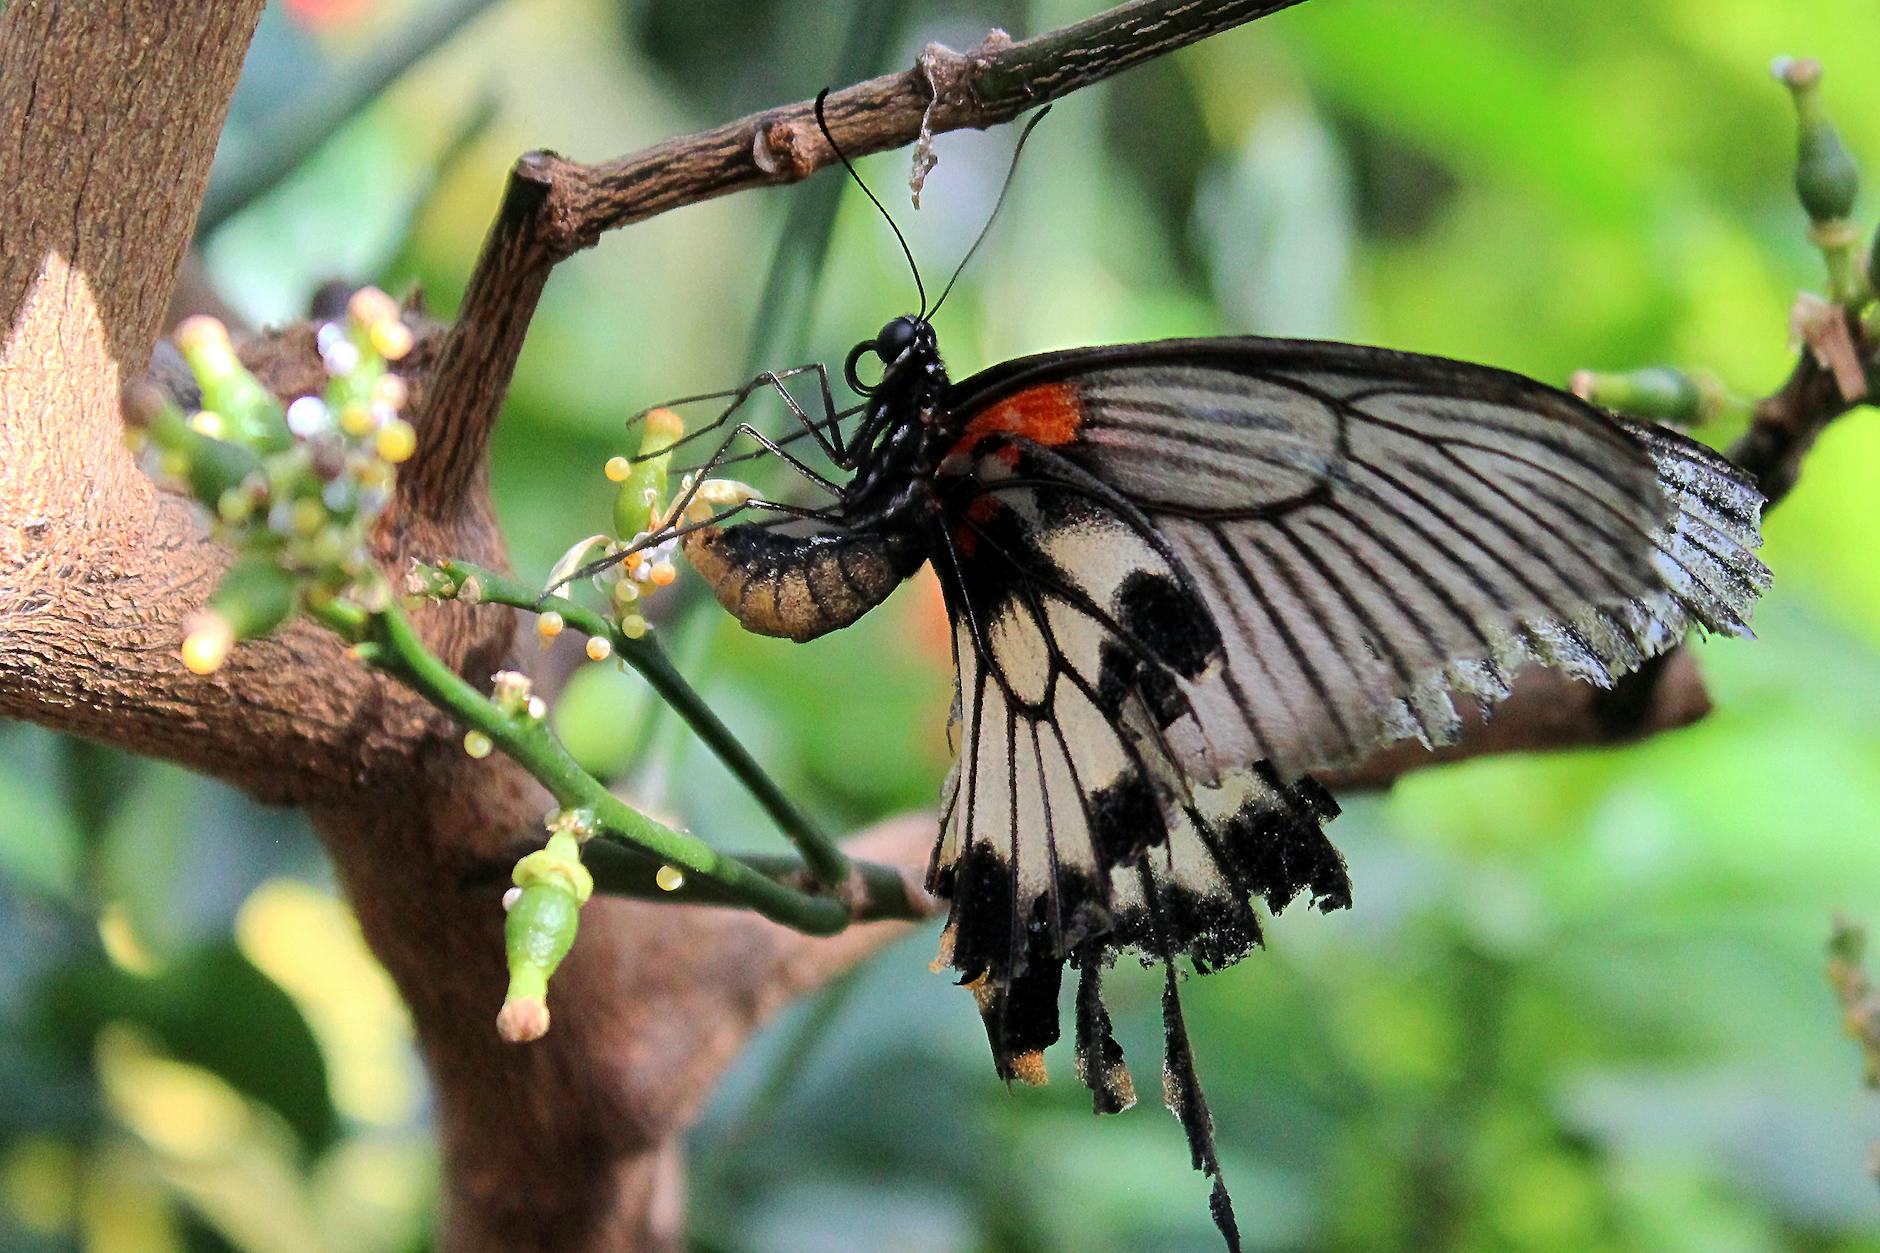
[[0, 7, 933, 1249]]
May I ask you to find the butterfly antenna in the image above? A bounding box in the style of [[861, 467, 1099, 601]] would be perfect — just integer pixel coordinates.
[[929, 105, 1051, 318], [814, 88, 926, 316]]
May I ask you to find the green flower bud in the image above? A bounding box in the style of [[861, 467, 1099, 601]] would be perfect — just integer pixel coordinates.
[[1570, 366, 1704, 424], [611, 408, 683, 539], [498, 831, 593, 1043], [174, 317, 291, 454], [181, 551, 298, 673], [208, 551, 299, 641], [1775, 57, 1859, 225], [512, 831, 594, 901], [136, 397, 266, 508]]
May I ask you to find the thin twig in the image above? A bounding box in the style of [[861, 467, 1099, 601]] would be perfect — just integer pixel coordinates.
[[338, 598, 864, 932], [1727, 310, 1869, 505], [434, 559, 852, 890], [406, 0, 1309, 518]]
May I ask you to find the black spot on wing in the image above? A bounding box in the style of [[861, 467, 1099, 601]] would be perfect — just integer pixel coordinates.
[[947, 841, 1015, 986], [975, 949, 1066, 1081], [1116, 569, 1221, 679], [1095, 637, 1187, 727], [1086, 771, 1165, 869]]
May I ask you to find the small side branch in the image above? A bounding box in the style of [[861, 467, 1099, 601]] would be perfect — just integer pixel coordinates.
[[433, 559, 852, 890], [1728, 312, 1868, 505]]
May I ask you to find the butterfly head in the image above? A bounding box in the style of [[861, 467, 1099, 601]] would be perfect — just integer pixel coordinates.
[[845, 315, 939, 396]]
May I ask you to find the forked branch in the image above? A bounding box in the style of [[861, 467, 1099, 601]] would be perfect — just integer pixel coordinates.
[[407, 0, 1310, 516]]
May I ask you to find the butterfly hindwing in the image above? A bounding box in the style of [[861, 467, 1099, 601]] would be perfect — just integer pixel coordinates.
[[926, 450, 1350, 1086]]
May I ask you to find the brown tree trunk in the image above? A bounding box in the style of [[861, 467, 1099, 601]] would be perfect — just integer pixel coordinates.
[[0, 6, 923, 1248]]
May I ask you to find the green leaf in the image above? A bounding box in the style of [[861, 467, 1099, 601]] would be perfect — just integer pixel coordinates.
[[32, 944, 338, 1156]]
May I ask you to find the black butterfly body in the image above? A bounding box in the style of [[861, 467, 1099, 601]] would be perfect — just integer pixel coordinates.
[[679, 317, 1769, 1247]]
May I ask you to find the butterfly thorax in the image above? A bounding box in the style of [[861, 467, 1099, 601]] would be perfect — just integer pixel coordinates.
[[837, 320, 951, 527]]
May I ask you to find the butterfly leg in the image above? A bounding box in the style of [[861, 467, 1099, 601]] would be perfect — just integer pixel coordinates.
[[632, 362, 856, 471]]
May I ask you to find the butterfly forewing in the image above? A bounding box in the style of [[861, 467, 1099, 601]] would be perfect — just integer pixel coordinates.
[[940, 339, 1769, 781]]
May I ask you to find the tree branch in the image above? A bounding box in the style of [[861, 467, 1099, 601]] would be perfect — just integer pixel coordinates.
[[404, 0, 1308, 518]]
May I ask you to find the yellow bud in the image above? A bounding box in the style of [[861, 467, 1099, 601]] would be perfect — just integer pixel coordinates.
[[585, 636, 613, 662], [347, 286, 400, 330], [654, 865, 685, 892], [643, 407, 685, 446], [158, 450, 190, 479], [619, 614, 648, 640], [180, 612, 234, 675], [463, 730, 494, 759], [354, 459, 394, 489], [215, 488, 253, 524], [375, 418, 417, 463], [174, 315, 232, 357], [537, 611, 565, 642], [649, 560, 677, 587], [612, 579, 640, 604], [339, 405, 376, 437], [604, 456, 632, 482], [370, 320, 414, 362], [188, 409, 226, 438], [374, 373, 409, 411], [290, 498, 326, 536]]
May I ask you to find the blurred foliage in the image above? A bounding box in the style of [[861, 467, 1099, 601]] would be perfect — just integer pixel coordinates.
[[4, 0, 1879, 1249]]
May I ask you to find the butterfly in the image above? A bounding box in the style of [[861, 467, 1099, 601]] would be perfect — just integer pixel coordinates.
[[639, 97, 1771, 1250]]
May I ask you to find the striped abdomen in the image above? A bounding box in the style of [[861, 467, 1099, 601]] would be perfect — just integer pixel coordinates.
[[683, 524, 926, 643]]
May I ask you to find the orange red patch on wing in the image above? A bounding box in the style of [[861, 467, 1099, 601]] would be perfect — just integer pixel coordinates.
[[950, 494, 1008, 557], [949, 381, 1085, 460]]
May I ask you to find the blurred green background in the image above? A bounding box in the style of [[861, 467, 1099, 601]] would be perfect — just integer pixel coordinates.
[[4, 0, 1879, 1248]]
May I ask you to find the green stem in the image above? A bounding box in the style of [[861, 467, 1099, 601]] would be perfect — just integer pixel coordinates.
[[440, 560, 852, 890], [337, 598, 851, 935], [576, 838, 926, 921]]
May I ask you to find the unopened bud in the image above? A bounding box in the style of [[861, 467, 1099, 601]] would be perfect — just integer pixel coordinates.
[[180, 612, 235, 675], [499, 831, 592, 1042], [174, 317, 289, 453], [1569, 365, 1721, 425], [1775, 57, 1859, 225], [491, 670, 533, 716], [375, 418, 417, 463], [183, 552, 297, 673]]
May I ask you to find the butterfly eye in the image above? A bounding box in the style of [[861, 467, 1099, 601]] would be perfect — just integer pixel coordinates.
[[874, 316, 918, 362]]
